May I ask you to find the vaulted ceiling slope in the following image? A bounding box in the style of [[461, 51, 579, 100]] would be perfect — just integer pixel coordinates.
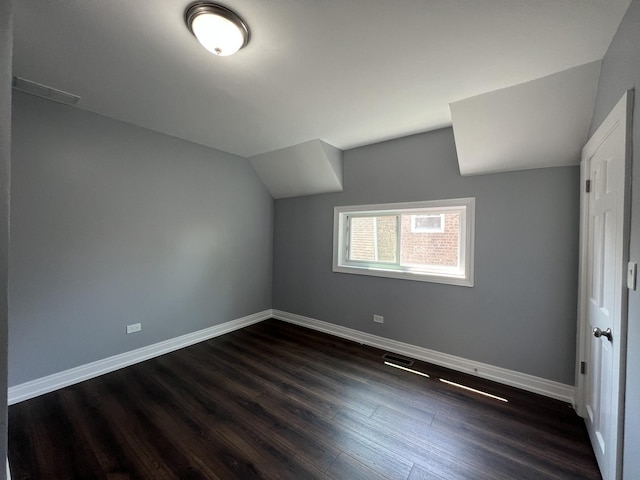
[[13, 1, 631, 163], [452, 60, 602, 176], [250, 140, 343, 199]]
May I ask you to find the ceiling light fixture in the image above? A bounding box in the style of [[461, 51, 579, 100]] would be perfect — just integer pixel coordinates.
[[185, 3, 250, 57]]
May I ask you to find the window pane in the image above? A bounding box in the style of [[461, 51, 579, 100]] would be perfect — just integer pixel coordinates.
[[333, 198, 474, 286], [400, 211, 460, 267], [349, 216, 397, 263]]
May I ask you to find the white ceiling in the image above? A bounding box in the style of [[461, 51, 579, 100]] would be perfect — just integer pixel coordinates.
[[12, 0, 631, 160]]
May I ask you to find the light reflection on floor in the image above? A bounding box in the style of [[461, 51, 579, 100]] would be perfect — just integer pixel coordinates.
[[439, 378, 509, 403], [383, 361, 431, 378], [383, 361, 509, 403]]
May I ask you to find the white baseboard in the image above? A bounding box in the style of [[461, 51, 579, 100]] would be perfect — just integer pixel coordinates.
[[8, 308, 575, 406], [8, 310, 272, 405], [272, 309, 575, 403]]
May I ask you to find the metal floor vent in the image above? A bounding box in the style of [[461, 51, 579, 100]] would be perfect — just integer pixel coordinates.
[[382, 353, 414, 367]]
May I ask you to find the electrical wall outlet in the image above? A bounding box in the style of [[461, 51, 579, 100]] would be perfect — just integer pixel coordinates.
[[373, 315, 384, 324], [126, 323, 142, 334]]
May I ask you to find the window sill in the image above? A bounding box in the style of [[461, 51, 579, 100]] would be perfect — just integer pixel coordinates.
[[332, 264, 474, 287]]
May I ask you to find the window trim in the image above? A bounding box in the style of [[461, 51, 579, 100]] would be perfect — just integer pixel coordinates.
[[332, 198, 475, 287]]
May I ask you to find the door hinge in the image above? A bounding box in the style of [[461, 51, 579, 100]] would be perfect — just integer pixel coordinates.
[[580, 361, 586, 375], [585, 179, 591, 193]]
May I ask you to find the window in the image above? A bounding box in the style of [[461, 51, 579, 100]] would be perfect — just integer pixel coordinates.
[[411, 214, 444, 233], [333, 198, 475, 286]]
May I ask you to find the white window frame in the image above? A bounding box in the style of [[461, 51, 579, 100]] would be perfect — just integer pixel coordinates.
[[332, 198, 475, 287]]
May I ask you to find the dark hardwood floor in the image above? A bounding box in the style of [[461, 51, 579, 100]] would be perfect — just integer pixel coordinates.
[[8, 319, 601, 479]]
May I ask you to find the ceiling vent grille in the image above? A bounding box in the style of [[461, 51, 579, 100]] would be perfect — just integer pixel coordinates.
[[12, 76, 81, 105]]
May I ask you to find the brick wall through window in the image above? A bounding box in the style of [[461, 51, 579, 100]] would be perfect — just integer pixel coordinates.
[[348, 212, 459, 267]]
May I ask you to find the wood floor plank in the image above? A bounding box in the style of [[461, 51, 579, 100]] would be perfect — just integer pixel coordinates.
[[300, 360, 440, 424], [8, 319, 601, 480], [78, 378, 180, 479], [334, 407, 532, 480], [119, 366, 262, 480], [326, 427, 414, 479], [326, 452, 390, 480], [156, 348, 342, 472], [430, 410, 600, 480], [207, 337, 348, 420], [408, 463, 448, 480], [58, 387, 141, 479], [261, 455, 334, 480]]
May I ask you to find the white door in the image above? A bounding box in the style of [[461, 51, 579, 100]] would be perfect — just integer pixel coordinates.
[[578, 91, 632, 480]]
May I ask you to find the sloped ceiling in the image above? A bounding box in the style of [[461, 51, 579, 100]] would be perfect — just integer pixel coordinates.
[[12, 1, 631, 164], [451, 61, 602, 176], [250, 140, 343, 199]]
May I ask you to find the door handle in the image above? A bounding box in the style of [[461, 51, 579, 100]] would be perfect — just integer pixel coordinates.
[[593, 327, 613, 342]]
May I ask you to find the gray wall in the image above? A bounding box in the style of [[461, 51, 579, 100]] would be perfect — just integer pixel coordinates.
[[0, 1, 11, 477], [590, 0, 640, 477], [9, 92, 273, 386], [273, 128, 580, 385]]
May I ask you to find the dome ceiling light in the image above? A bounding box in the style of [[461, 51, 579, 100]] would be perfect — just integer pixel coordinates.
[[185, 3, 250, 57]]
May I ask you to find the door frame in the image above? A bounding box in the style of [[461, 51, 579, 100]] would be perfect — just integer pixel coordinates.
[[575, 90, 633, 480]]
